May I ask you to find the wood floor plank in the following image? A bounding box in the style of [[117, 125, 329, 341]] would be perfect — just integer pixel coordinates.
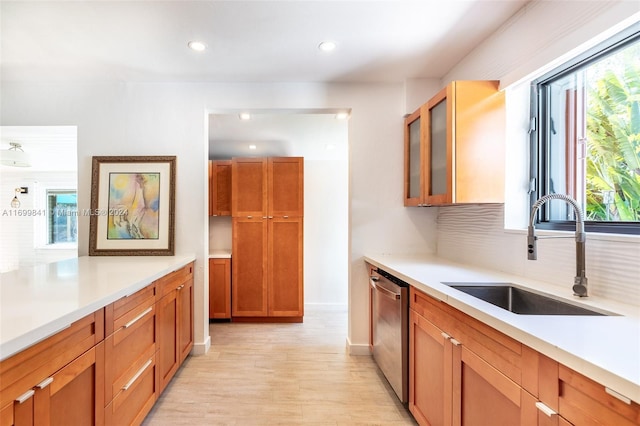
[[143, 311, 417, 425]]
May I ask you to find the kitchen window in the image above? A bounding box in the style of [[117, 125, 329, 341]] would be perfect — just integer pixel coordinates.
[[529, 24, 640, 235], [46, 189, 78, 245]]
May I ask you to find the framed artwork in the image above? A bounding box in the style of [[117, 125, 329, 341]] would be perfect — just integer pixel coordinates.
[[89, 156, 176, 256]]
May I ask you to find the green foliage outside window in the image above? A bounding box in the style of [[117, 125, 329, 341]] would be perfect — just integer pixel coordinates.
[[585, 41, 640, 221]]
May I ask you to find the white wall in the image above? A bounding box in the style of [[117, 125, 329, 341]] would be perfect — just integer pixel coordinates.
[[0, 81, 439, 353]]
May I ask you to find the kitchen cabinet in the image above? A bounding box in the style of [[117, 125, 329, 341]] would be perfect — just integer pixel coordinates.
[[104, 283, 158, 426], [404, 80, 505, 206], [409, 286, 533, 425], [231, 157, 304, 320], [156, 263, 194, 393], [0, 310, 105, 426], [231, 216, 304, 319], [531, 353, 640, 426], [209, 160, 232, 216], [409, 285, 640, 426], [209, 258, 231, 319]]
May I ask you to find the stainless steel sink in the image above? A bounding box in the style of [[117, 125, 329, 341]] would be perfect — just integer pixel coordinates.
[[443, 283, 615, 316]]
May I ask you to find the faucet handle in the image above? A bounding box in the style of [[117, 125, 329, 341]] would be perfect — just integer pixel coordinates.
[[527, 232, 537, 260]]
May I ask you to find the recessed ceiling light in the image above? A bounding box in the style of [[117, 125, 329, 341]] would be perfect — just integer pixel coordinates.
[[239, 112, 251, 120], [188, 41, 206, 52], [249, 144, 257, 150], [335, 112, 349, 120], [318, 41, 337, 52]]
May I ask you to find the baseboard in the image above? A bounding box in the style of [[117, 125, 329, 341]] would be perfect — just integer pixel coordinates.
[[191, 335, 211, 356], [345, 336, 371, 356]]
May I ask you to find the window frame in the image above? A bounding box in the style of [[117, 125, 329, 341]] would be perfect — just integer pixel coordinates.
[[529, 23, 640, 235]]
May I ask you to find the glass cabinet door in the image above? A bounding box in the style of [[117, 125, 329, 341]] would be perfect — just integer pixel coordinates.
[[404, 108, 424, 206], [425, 86, 452, 204]]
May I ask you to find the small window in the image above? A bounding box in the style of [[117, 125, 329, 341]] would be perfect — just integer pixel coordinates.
[[530, 24, 640, 234], [47, 190, 78, 244]]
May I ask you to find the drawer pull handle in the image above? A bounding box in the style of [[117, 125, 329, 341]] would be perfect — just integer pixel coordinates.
[[605, 387, 631, 404], [535, 402, 557, 417], [36, 377, 54, 389], [176, 284, 185, 290], [122, 359, 153, 391], [450, 338, 461, 346], [441, 332, 451, 340], [16, 389, 35, 404], [123, 307, 153, 329]]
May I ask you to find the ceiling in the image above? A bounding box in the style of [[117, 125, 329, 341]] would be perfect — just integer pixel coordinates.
[[1, 0, 529, 84]]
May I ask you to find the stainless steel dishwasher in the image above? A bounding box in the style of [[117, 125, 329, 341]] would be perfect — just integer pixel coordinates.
[[369, 266, 409, 404]]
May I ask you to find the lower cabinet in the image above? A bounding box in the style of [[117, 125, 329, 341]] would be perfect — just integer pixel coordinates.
[[409, 286, 640, 426], [157, 263, 194, 393], [0, 262, 195, 426], [0, 310, 105, 426], [209, 258, 231, 319]]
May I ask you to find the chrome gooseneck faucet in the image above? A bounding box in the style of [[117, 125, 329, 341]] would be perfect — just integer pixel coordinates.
[[527, 193, 588, 297]]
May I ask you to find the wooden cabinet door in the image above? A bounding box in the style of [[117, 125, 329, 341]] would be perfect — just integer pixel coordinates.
[[157, 289, 179, 393], [177, 277, 194, 363], [33, 343, 105, 426], [404, 107, 426, 207], [211, 160, 232, 216], [424, 85, 453, 205], [232, 217, 268, 317], [409, 309, 453, 426], [268, 217, 303, 317], [453, 345, 534, 426], [268, 157, 303, 217], [209, 258, 231, 319], [232, 158, 267, 217]]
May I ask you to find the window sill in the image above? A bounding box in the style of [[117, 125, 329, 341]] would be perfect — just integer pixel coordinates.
[[504, 227, 640, 244], [35, 244, 78, 251]]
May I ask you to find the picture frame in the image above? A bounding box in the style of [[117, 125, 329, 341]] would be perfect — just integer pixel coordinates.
[[89, 156, 176, 256]]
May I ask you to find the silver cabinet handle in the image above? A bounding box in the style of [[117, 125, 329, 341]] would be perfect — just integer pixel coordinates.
[[247, 215, 253, 219], [441, 332, 451, 340], [535, 402, 557, 417], [36, 377, 54, 389], [16, 389, 35, 404], [122, 359, 153, 391], [369, 276, 379, 282], [605, 387, 631, 404], [450, 338, 461, 346], [283, 215, 289, 219], [123, 307, 153, 329], [268, 216, 273, 219], [176, 284, 185, 290]]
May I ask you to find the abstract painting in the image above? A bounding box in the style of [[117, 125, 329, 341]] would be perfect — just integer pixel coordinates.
[[89, 156, 175, 256]]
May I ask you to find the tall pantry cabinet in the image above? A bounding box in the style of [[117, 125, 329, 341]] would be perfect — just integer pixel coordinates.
[[231, 157, 304, 321]]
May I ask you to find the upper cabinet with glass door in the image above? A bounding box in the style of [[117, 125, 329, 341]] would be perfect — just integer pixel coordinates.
[[404, 80, 506, 206]]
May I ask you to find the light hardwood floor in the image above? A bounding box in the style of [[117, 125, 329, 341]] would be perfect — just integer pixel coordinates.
[[143, 310, 417, 425]]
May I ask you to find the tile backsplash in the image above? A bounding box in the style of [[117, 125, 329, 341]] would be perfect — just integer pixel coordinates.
[[436, 204, 640, 307]]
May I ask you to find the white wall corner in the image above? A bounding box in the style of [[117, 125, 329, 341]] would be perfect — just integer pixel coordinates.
[[403, 78, 442, 114]]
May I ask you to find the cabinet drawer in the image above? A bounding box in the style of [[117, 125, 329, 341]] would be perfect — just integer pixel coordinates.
[[410, 286, 522, 385], [157, 263, 194, 298], [558, 365, 640, 426], [0, 310, 104, 410], [104, 299, 157, 403], [105, 283, 157, 336], [105, 352, 158, 426]]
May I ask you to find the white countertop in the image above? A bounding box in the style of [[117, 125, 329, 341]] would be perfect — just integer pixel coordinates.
[[209, 249, 232, 259], [0, 254, 196, 361], [364, 253, 640, 404]]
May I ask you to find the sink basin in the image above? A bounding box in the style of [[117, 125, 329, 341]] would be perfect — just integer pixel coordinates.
[[444, 283, 614, 316]]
